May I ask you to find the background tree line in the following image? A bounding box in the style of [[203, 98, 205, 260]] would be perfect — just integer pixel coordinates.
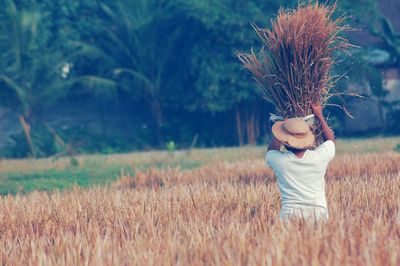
[[0, 0, 398, 158]]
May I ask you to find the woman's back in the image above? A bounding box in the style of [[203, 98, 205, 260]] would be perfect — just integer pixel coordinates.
[[266, 140, 335, 220]]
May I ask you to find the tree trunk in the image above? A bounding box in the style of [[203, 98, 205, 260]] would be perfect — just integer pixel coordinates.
[[19, 115, 36, 158], [235, 106, 244, 146], [254, 107, 260, 140], [246, 106, 257, 145], [377, 98, 386, 133], [150, 99, 164, 146]]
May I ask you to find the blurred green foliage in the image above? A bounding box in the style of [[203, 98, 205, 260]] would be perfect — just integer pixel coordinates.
[[0, 163, 132, 194], [0, 0, 398, 158]]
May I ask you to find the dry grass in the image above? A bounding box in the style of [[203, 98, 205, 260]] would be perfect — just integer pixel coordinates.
[[116, 152, 400, 188], [0, 147, 399, 265], [0, 137, 399, 174]]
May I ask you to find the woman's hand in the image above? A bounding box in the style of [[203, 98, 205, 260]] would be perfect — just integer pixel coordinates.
[[311, 103, 335, 142], [311, 104, 323, 118]]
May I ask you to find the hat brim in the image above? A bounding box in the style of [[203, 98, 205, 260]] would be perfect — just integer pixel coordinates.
[[272, 121, 316, 150]]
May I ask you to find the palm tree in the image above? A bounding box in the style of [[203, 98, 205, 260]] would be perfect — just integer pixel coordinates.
[[0, 1, 117, 157], [72, 0, 184, 145]]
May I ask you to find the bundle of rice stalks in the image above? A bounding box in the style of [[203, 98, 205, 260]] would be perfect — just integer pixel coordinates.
[[238, 3, 352, 118]]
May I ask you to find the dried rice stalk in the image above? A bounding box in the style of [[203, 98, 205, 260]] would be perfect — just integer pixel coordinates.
[[238, 3, 352, 118]]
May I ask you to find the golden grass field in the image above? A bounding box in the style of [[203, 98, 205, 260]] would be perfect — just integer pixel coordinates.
[[0, 137, 399, 265]]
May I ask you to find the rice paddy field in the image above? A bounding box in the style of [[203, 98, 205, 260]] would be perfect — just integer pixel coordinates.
[[0, 137, 399, 265]]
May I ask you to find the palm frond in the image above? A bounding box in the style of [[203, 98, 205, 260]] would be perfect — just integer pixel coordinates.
[[0, 74, 28, 110], [5, 0, 22, 71], [69, 41, 118, 67], [113, 68, 156, 94], [39, 76, 118, 103]]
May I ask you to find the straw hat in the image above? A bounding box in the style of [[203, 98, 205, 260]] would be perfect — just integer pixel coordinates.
[[272, 118, 316, 149]]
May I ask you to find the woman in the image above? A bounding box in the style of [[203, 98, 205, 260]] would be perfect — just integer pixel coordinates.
[[266, 104, 335, 221]]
